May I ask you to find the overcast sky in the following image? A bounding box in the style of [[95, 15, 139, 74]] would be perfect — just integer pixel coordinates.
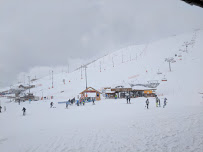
[[0, 0, 203, 88]]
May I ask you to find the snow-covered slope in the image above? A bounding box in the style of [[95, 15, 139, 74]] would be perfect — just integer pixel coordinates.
[[18, 29, 203, 103]]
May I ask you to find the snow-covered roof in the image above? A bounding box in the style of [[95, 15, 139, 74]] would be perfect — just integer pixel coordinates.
[[111, 81, 131, 88], [80, 87, 101, 94], [132, 86, 156, 91], [105, 89, 115, 94]]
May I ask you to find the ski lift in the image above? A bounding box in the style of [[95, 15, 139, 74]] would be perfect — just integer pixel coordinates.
[[162, 75, 167, 81], [157, 69, 162, 75]]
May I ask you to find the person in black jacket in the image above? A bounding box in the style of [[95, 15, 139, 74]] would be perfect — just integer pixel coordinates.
[[0, 106, 2, 113], [146, 99, 149, 109], [163, 98, 167, 108], [66, 101, 69, 109], [50, 102, 53, 108], [22, 107, 26, 116]]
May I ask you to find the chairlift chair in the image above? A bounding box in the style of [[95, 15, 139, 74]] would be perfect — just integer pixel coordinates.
[[157, 69, 162, 75], [162, 75, 167, 81]]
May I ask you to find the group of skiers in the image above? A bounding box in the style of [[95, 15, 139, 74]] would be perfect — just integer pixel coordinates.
[[49, 97, 96, 109], [145, 97, 167, 109], [76, 97, 96, 106]]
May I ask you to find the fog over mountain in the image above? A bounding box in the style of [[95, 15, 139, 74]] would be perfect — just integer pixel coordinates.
[[0, 0, 203, 88]]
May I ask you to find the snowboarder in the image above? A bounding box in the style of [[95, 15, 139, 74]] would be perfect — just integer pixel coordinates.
[[0, 106, 2, 113], [50, 102, 53, 108], [146, 99, 149, 109], [22, 107, 26, 116], [163, 98, 167, 108]]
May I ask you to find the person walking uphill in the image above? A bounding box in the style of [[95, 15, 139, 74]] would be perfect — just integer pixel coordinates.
[[146, 99, 149, 109], [22, 107, 26, 116]]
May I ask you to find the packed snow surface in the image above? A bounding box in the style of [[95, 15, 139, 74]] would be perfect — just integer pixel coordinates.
[[0, 98, 203, 152], [0, 30, 203, 152]]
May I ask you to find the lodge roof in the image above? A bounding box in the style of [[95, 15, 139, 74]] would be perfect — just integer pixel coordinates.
[[132, 86, 157, 91], [80, 87, 101, 94]]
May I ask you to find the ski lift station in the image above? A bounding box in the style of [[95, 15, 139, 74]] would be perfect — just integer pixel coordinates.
[[104, 85, 157, 98], [132, 86, 157, 97]]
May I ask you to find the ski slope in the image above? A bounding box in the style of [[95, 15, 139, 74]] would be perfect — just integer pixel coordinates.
[[0, 29, 203, 152], [13, 29, 203, 102]]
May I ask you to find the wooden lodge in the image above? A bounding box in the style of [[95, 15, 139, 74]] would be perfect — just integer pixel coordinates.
[[80, 87, 101, 101]]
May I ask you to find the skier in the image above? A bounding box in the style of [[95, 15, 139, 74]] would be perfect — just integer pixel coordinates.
[[0, 106, 2, 113], [128, 95, 131, 104], [77, 100, 79, 106], [83, 99, 85, 106], [50, 102, 53, 108], [146, 99, 149, 109], [66, 101, 69, 109], [158, 98, 161, 107], [22, 107, 26, 116], [92, 98, 95, 105], [126, 96, 129, 104], [156, 99, 158, 107], [163, 98, 167, 108], [156, 97, 159, 107]]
